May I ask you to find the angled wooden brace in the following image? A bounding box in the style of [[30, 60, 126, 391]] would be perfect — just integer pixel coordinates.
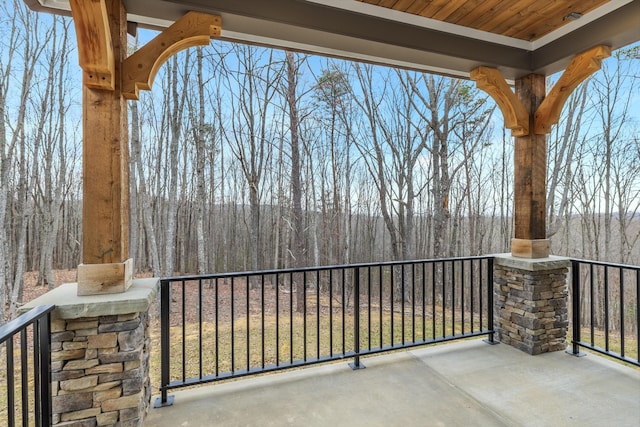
[[534, 45, 611, 134], [69, 0, 115, 90], [470, 67, 529, 137], [122, 12, 222, 99]]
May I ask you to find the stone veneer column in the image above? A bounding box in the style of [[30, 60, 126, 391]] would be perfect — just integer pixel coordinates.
[[493, 255, 569, 355], [20, 279, 158, 427]]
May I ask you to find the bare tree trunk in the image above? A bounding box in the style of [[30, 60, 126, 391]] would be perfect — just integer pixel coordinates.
[[163, 54, 189, 275], [352, 65, 431, 301], [222, 45, 281, 281], [546, 83, 588, 238], [0, 1, 21, 322], [593, 56, 633, 263], [36, 17, 71, 289], [131, 101, 162, 276], [193, 47, 208, 274], [285, 51, 306, 310], [4, 5, 50, 317]]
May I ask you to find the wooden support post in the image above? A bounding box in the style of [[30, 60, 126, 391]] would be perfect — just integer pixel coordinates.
[[513, 74, 549, 258], [69, 0, 221, 293], [472, 46, 610, 258], [81, 0, 129, 265], [471, 68, 548, 258], [72, 0, 132, 293]]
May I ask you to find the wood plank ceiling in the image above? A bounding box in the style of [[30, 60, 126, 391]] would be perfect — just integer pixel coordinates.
[[357, 0, 611, 41], [24, 0, 640, 80]]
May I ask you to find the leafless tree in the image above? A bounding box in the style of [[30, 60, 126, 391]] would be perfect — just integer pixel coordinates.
[[220, 44, 283, 279]]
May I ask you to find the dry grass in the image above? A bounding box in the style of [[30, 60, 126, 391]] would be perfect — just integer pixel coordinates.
[[567, 329, 640, 368], [148, 307, 640, 394], [148, 304, 493, 391], [0, 336, 43, 426]]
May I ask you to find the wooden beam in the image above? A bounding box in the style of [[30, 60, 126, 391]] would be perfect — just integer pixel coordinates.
[[513, 74, 548, 258], [69, 4, 221, 292], [122, 12, 221, 99], [69, 0, 115, 90], [470, 66, 529, 137], [81, 0, 129, 266], [534, 45, 611, 134]]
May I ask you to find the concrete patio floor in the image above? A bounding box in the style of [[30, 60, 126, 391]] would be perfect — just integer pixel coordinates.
[[145, 339, 640, 426]]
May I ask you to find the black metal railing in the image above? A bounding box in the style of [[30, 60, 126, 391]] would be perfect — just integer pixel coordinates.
[[569, 259, 640, 367], [0, 305, 54, 427], [155, 256, 494, 406]]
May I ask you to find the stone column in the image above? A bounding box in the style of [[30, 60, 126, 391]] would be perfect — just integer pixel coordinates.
[[493, 255, 569, 355], [20, 279, 158, 427]]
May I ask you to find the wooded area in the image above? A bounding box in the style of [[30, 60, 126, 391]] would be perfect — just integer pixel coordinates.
[[0, 1, 639, 320]]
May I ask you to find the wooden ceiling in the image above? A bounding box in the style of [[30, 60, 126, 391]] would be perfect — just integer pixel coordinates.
[[358, 0, 611, 41], [24, 0, 640, 80]]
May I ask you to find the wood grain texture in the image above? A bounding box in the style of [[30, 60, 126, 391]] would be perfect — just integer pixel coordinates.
[[358, 0, 610, 41], [470, 67, 528, 137], [122, 12, 221, 100], [535, 45, 611, 134], [80, 0, 129, 265], [513, 74, 546, 250], [69, 0, 114, 89], [511, 238, 550, 259], [77, 259, 133, 295]]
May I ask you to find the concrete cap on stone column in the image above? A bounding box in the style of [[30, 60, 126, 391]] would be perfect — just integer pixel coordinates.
[[493, 253, 570, 271], [19, 278, 159, 319]]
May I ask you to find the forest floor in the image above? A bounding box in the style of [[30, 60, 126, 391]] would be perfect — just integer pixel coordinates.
[[20, 269, 78, 305]]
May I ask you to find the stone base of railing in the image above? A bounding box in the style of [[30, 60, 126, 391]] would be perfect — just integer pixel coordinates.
[[21, 278, 159, 427], [493, 255, 570, 355]]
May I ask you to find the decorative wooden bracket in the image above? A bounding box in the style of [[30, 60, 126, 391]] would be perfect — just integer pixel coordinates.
[[470, 67, 529, 137], [69, 0, 115, 90], [122, 12, 222, 100], [534, 45, 611, 134], [472, 45, 611, 136]]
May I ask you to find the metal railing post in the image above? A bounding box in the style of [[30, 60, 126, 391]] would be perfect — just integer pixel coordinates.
[[484, 258, 498, 345], [154, 280, 175, 407], [350, 267, 365, 370], [38, 312, 52, 427], [568, 260, 585, 357], [0, 305, 55, 426]]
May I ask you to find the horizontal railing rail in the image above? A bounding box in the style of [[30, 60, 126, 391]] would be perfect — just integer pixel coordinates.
[[569, 259, 640, 367], [155, 256, 494, 406], [0, 304, 54, 427]]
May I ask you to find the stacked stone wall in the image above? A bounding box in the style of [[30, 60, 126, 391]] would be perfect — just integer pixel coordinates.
[[50, 311, 151, 427], [494, 261, 569, 355]]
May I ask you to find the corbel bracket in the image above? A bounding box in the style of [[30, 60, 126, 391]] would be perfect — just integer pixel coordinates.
[[69, 0, 115, 90], [122, 12, 222, 100], [534, 45, 611, 134], [470, 67, 529, 137], [471, 45, 611, 137]]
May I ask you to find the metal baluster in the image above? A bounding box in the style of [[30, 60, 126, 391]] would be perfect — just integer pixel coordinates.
[[350, 268, 364, 369]]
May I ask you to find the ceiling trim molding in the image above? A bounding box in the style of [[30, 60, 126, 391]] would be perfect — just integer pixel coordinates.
[[23, 0, 640, 81]]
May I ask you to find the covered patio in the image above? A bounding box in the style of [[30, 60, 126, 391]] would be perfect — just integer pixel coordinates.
[[10, 1, 640, 426]]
